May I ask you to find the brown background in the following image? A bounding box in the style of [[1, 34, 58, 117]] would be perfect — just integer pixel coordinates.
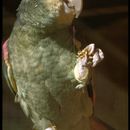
[[2, 0, 128, 130]]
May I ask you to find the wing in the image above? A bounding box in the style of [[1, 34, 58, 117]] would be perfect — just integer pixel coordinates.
[[2, 39, 17, 95]]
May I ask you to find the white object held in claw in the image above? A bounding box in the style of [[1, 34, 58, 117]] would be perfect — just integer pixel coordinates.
[[74, 44, 104, 83], [74, 56, 89, 83], [92, 48, 104, 67]]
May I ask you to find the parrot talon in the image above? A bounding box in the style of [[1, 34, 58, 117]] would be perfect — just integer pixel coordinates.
[[75, 84, 84, 89], [45, 126, 56, 130]]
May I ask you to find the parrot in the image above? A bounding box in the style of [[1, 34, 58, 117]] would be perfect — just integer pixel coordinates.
[[2, 0, 104, 130]]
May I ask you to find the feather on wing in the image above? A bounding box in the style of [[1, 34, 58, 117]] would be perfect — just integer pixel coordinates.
[[2, 39, 17, 95]]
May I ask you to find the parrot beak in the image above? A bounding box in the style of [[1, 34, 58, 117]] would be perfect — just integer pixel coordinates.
[[71, 0, 83, 18], [63, 0, 83, 18]]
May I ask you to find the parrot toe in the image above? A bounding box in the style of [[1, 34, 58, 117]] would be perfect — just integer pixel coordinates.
[[75, 84, 84, 89], [45, 126, 56, 130]]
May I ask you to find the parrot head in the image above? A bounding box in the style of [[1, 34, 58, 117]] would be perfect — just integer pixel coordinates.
[[17, 0, 83, 29], [42, 0, 83, 27]]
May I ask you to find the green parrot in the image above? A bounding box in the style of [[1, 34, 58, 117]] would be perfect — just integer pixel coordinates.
[[2, 0, 104, 130]]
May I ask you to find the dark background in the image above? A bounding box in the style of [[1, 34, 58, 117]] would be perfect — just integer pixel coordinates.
[[2, 0, 128, 130]]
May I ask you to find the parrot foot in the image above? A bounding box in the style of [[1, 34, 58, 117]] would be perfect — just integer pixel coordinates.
[[45, 126, 56, 130], [75, 84, 84, 89]]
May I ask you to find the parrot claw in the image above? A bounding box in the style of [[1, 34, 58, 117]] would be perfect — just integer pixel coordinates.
[[45, 126, 56, 130], [75, 84, 84, 89]]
